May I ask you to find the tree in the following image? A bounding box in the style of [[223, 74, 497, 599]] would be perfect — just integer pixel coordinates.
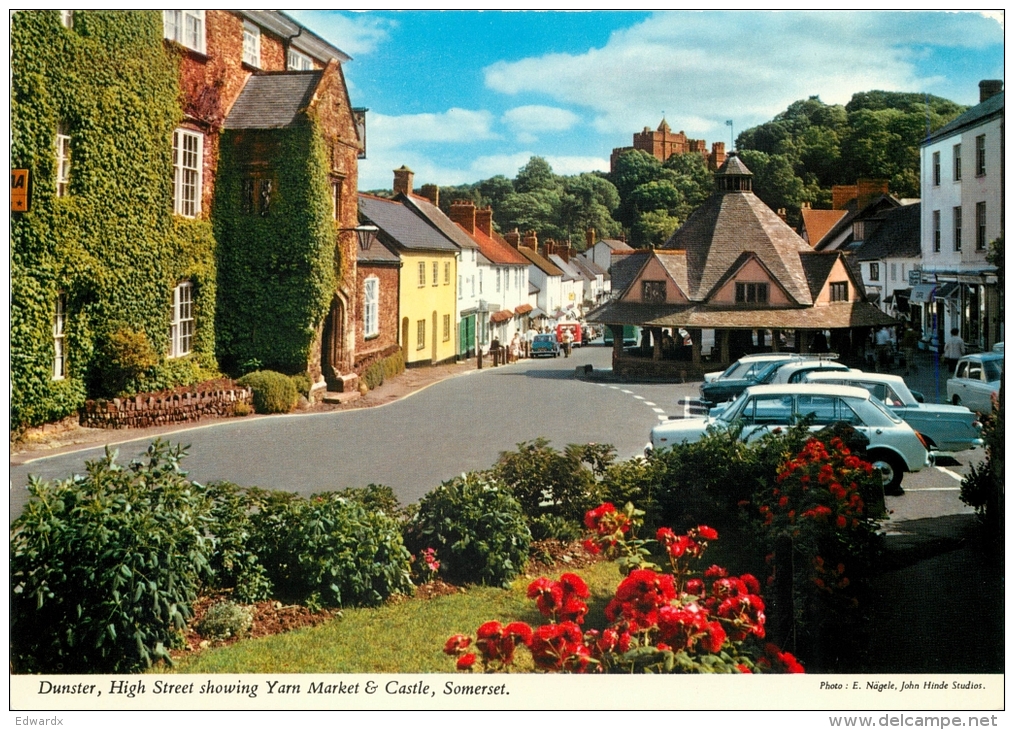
[[478, 175, 514, 210], [514, 156, 562, 195], [559, 174, 622, 243], [498, 191, 562, 240], [631, 209, 680, 248]]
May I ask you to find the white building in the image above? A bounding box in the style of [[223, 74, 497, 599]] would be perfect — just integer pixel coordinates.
[[917, 80, 1003, 351]]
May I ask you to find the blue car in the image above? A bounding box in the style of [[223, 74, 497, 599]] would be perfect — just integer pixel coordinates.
[[530, 333, 560, 358]]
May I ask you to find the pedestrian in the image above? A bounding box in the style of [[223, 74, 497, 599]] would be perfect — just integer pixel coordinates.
[[943, 328, 965, 374], [875, 326, 892, 371], [561, 327, 573, 358], [525, 325, 537, 358], [901, 325, 920, 375], [509, 333, 521, 363]]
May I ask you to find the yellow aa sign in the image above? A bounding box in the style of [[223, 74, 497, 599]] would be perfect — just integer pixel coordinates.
[[11, 169, 29, 212]]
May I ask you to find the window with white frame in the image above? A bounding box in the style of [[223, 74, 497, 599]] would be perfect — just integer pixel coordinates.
[[53, 293, 67, 380], [443, 314, 451, 342], [163, 10, 205, 54], [287, 48, 313, 71], [458, 274, 463, 300], [242, 21, 260, 67], [418, 261, 426, 287], [416, 319, 426, 350], [363, 276, 379, 338], [432, 261, 439, 286], [869, 262, 879, 281], [496, 268, 501, 293], [975, 134, 986, 176], [444, 261, 450, 285], [932, 151, 940, 186], [953, 144, 961, 181], [60, 10, 73, 28], [55, 125, 71, 197], [953, 206, 962, 251], [172, 128, 202, 217], [169, 281, 194, 358], [932, 210, 941, 252], [976, 202, 987, 250]]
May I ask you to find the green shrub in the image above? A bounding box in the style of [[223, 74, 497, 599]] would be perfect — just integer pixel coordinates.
[[10, 440, 214, 673], [196, 601, 253, 641], [290, 373, 313, 399], [335, 484, 404, 519], [203, 481, 272, 603], [90, 325, 160, 397], [237, 370, 298, 414], [362, 361, 384, 390], [493, 439, 615, 524], [528, 514, 583, 542], [406, 473, 531, 588], [248, 491, 413, 608], [382, 350, 405, 379]]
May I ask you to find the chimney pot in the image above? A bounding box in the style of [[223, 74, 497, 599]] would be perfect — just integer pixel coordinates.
[[979, 79, 1003, 103], [476, 206, 493, 237], [393, 165, 414, 197], [449, 199, 477, 234], [505, 229, 521, 249], [419, 183, 439, 208]]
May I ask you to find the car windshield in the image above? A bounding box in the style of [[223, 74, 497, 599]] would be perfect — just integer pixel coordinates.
[[984, 360, 1003, 381], [720, 361, 753, 380], [715, 391, 750, 423]]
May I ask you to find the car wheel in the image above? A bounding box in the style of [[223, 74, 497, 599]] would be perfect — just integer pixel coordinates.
[[951, 394, 961, 406], [869, 451, 905, 495]]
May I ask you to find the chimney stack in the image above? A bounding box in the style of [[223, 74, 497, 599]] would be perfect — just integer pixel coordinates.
[[505, 228, 521, 249], [476, 207, 493, 237], [777, 208, 788, 223], [523, 230, 538, 251], [419, 183, 439, 208], [559, 239, 571, 263], [393, 165, 414, 197], [543, 239, 555, 260], [449, 199, 476, 234], [979, 79, 1003, 103], [585, 228, 596, 248]]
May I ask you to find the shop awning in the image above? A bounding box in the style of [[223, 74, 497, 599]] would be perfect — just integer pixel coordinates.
[[490, 309, 513, 324], [514, 304, 533, 315], [529, 307, 547, 319]]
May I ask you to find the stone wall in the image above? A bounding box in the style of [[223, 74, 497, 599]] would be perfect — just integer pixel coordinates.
[[80, 383, 251, 429]]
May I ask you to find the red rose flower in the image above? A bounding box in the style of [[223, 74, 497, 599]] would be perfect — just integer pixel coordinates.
[[696, 525, 718, 541], [456, 652, 477, 670], [444, 634, 472, 655]]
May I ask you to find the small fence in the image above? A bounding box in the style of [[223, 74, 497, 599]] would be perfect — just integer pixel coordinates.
[[80, 383, 252, 429]]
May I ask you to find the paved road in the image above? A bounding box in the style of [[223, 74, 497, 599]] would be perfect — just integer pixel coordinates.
[[10, 345, 981, 522]]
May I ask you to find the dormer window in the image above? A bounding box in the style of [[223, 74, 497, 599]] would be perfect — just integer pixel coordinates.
[[243, 21, 260, 67], [287, 48, 313, 71]]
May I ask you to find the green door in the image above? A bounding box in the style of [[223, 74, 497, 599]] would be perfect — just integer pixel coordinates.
[[459, 314, 475, 357]]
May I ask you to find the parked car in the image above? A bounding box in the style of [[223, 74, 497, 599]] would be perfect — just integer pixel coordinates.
[[530, 333, 560, 358], [700, 356, 844, 404], [805, 371, 983, 453], [603, 325, 639, 348], [947, 353, 1003, 414], [703, 353, 803, 383], [651, 383, 931, 493], [992, 342, 1004, 354]]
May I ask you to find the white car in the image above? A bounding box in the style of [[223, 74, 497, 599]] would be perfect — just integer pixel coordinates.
[[703, 353, 803, 383], [947, 353, 1003, 414], [649, 383, 931, 493], [766, 359, 851, 384], [805, 371, 983, 453]]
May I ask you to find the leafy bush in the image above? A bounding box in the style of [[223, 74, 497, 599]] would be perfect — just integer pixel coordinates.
[[493, 439, 615, 524], [196, 601, 253, 641], [290, 373, 313, 399], [203, 481, 272, 602], [529, 514, 583, 542], [90, 325, 160, 397], [334, 484, 404, 519], [237, 370, 298, 414], [961, 399, 1002, 540], [362, 361, 384, 390], [10, 440, 214, 673], [406, 473, 531, 588], [382, 350, 405, 379], [248, 491, 413, 608]]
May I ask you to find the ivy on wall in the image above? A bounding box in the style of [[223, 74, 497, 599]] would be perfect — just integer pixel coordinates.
[[10, 11, 218, 429], [213, 121, 336, 375]]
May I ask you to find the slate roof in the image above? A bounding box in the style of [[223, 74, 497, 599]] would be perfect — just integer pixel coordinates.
[[237, 11, 351, 64], [401, 194, 479, 251], [798, 251, 843, 300], [926, 92, 1002, 144], [852, 203, 922, 261], [516, 245, 564, 276], [357, 232, 401, 265], [801, 208, 848, 246], [358, 194, 459, 253], [574, 254, 607, 277], [609, 250, 652, 297], [597, 238, 634, 252], [813, 195, 900, 251], [549, 254, 582, 281], [224, 73, 322, 129], [661, 182, 814, 305]]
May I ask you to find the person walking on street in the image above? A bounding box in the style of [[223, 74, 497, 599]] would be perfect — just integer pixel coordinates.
[[524, 325, 537, 358], [901, 325, 920, 375], [943, 328, 965, 375], [509, 333, 521, 363], [875, 326, 893, 371], [561, 327, 573, 358]]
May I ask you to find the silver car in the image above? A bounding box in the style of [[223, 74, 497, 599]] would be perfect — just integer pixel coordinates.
[[946, 353, 1003, 414], [649, 383, 931, 493], [805, 371, 983, 453]]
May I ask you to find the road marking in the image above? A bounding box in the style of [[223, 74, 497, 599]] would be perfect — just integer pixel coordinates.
[[633, 395, 645, 400], [609, 386, 619, 390], [652, 408, 665, 413], [643, 401, 656, 406], [935, 467, 965, 482], [621, 389, 633, 394]]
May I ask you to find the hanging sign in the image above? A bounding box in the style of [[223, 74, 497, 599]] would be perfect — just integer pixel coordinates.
[[11, 169, 30, 212]]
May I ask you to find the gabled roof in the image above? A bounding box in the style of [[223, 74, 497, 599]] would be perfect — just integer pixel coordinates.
[[549, 254, 582, 281], [569, 255, 606, 281], [609, 250, 652, 296], [595, 238, 634, 252], [703, 250, 789, 303], [801, 208, 848, 246], [516, 246, 564, 277], [813, 194, 900, 251], [467, 226, 528, 266], [661, 184, 814, 305], [357, 231, 400, 265], [853, 203, 922, 261], [224, 72, 322, 129], [358, 194, 459, 253], [238, 11, 351, 64], [925, 92, 1002, 145], [402, 194, 479, 251], [799, 251, 845, 300]]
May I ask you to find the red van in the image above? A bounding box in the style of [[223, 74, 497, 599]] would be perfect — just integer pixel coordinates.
[[556, 321, 583, 349]]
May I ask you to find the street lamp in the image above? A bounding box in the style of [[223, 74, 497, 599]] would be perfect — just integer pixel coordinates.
[[342, 224, 379, 251]]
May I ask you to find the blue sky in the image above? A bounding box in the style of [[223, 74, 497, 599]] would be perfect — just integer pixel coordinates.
[[288, 10, 1005, 192]]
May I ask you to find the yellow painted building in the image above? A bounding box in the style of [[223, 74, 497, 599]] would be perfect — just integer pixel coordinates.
[[359, 192, 459, 366]]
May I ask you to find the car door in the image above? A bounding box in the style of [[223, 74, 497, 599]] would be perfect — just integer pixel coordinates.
[[737, 393, 794, 442], [963, 360, 988, 412]]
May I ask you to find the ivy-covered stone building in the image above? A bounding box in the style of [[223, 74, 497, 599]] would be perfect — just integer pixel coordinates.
[[10, 10, 364, 429]]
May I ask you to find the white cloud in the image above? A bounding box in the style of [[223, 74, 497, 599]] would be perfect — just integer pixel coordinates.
[[285, 10, 394, 58], [503, 105, 581, 135], [484, 11, 1002, 143], [370, 109, 498, 147]]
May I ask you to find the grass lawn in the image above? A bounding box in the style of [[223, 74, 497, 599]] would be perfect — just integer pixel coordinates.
[[160, 560, 625, 674]]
